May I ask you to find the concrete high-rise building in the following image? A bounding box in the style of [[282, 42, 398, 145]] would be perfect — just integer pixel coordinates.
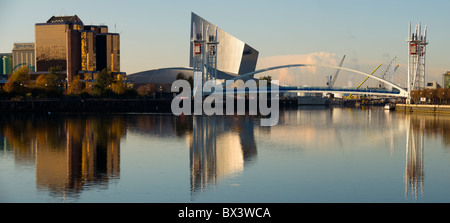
[[35, 15, 121, 82], [12, 43, 35, 72]]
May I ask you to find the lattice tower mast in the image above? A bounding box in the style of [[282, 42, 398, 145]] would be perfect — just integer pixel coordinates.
[[407, 22, 428, 95]]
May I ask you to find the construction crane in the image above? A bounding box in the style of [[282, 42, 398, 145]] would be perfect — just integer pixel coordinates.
[[346, 64, 382, 99], [326, 55, 346, 88], [379, 57, 399, 89]]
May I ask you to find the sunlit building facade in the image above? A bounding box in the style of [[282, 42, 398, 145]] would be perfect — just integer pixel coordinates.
[[12, 43, 35, 72], [35, 15, 83, 73], [189, 12, 259, 75], [35, 15, 121, 82]]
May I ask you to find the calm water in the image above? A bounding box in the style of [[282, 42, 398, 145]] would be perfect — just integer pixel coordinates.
[[1, 107, 450, 203]]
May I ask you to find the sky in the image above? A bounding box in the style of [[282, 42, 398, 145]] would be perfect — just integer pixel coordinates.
[[1, 0, 449, 87]]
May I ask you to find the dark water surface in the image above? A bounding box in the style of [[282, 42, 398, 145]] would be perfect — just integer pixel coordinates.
[[1, 107, 450, 203]]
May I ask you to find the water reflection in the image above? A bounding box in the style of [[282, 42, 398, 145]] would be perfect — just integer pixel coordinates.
[[188, 115, 257, 196], [400, 113, 450, 199], [1, 108, 450, 202], [0, 113, 125, 199]]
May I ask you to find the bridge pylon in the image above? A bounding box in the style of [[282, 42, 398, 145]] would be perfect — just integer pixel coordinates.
[[407, 22, 428, 103], [191, 22, 219, 98]]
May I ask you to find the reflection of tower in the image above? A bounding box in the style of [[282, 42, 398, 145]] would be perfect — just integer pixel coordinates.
[[189, 116, 257, 197], [191, 22, 205, 98], [407, 22, 428, 101], [190, 116, 217, 193], [405, 115, 424, 199]]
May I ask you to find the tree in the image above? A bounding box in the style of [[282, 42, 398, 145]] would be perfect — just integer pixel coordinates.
[[176, 72, 193, 89], [4, 66, 30, 95], [92, 69, 114, 96], [176, 72, 186, 80], [258, 75, 272, 87], [111, 74, 126, 95], [48, 65, 65, 83], [67, 75, 83, 95], [35, 74, 59, 90], [437, 88, 446, 105]]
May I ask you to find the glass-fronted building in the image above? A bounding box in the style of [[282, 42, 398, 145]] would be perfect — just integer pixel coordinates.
[[35, 15, 83, 73], [189, 12, 259, 76], [35, 15, 121, 82]]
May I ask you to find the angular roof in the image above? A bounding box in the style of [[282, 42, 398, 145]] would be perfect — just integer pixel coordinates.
[[46, 15, 83, 25], [189, 13, 259, 75]]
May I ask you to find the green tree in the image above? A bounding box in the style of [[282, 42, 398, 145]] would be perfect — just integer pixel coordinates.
[[48, 65, 65, 83], [93, 69, 114, 96]]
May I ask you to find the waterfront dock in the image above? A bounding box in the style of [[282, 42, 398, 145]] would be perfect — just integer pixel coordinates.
[[0, 98, 298, 113], [0, 99, 174, 113], [396, 104, 450, 114]]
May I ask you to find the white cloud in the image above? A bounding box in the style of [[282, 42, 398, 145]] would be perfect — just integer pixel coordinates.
[[256, 52, 342, 86], [256, 52, 446, 88]]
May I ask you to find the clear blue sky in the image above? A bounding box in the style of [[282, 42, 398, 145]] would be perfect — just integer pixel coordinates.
[[1, 0, 449, 85]]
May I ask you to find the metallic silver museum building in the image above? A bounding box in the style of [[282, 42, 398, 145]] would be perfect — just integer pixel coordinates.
[[127, 12, 259, 90]]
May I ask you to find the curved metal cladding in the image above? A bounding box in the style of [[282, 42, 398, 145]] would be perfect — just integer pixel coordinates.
[[189, 12, 259, 76]]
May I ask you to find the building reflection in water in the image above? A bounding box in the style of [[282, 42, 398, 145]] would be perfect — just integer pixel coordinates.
[[2, 109, 450, 201], [402, 113, 450, 200], [188, 115, 257, 196], [0, 114, 125, 199], [405, 114, 424, 199]]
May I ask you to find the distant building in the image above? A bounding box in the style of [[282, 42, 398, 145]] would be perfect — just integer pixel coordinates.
[[443, 71, 450, 88], [12, 43, 35, 72], [35, 15, 121, 83], [425, 81, 441, 89], [0, 53, 12, 75]]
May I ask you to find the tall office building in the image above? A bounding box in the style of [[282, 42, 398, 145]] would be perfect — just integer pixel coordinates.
[[96, 33, 120, 73], [35, 15, 83, 72], [35, 15, 121, 82]]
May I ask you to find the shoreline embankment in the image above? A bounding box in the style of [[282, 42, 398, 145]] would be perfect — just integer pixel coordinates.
[[0, 98, 299, 113], [396, 104, 450, 114]]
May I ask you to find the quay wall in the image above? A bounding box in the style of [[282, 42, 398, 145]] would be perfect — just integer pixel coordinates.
[[396, 104, 450, 114], [0, 98, 298, 113], [0, 99, 173, 113]]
